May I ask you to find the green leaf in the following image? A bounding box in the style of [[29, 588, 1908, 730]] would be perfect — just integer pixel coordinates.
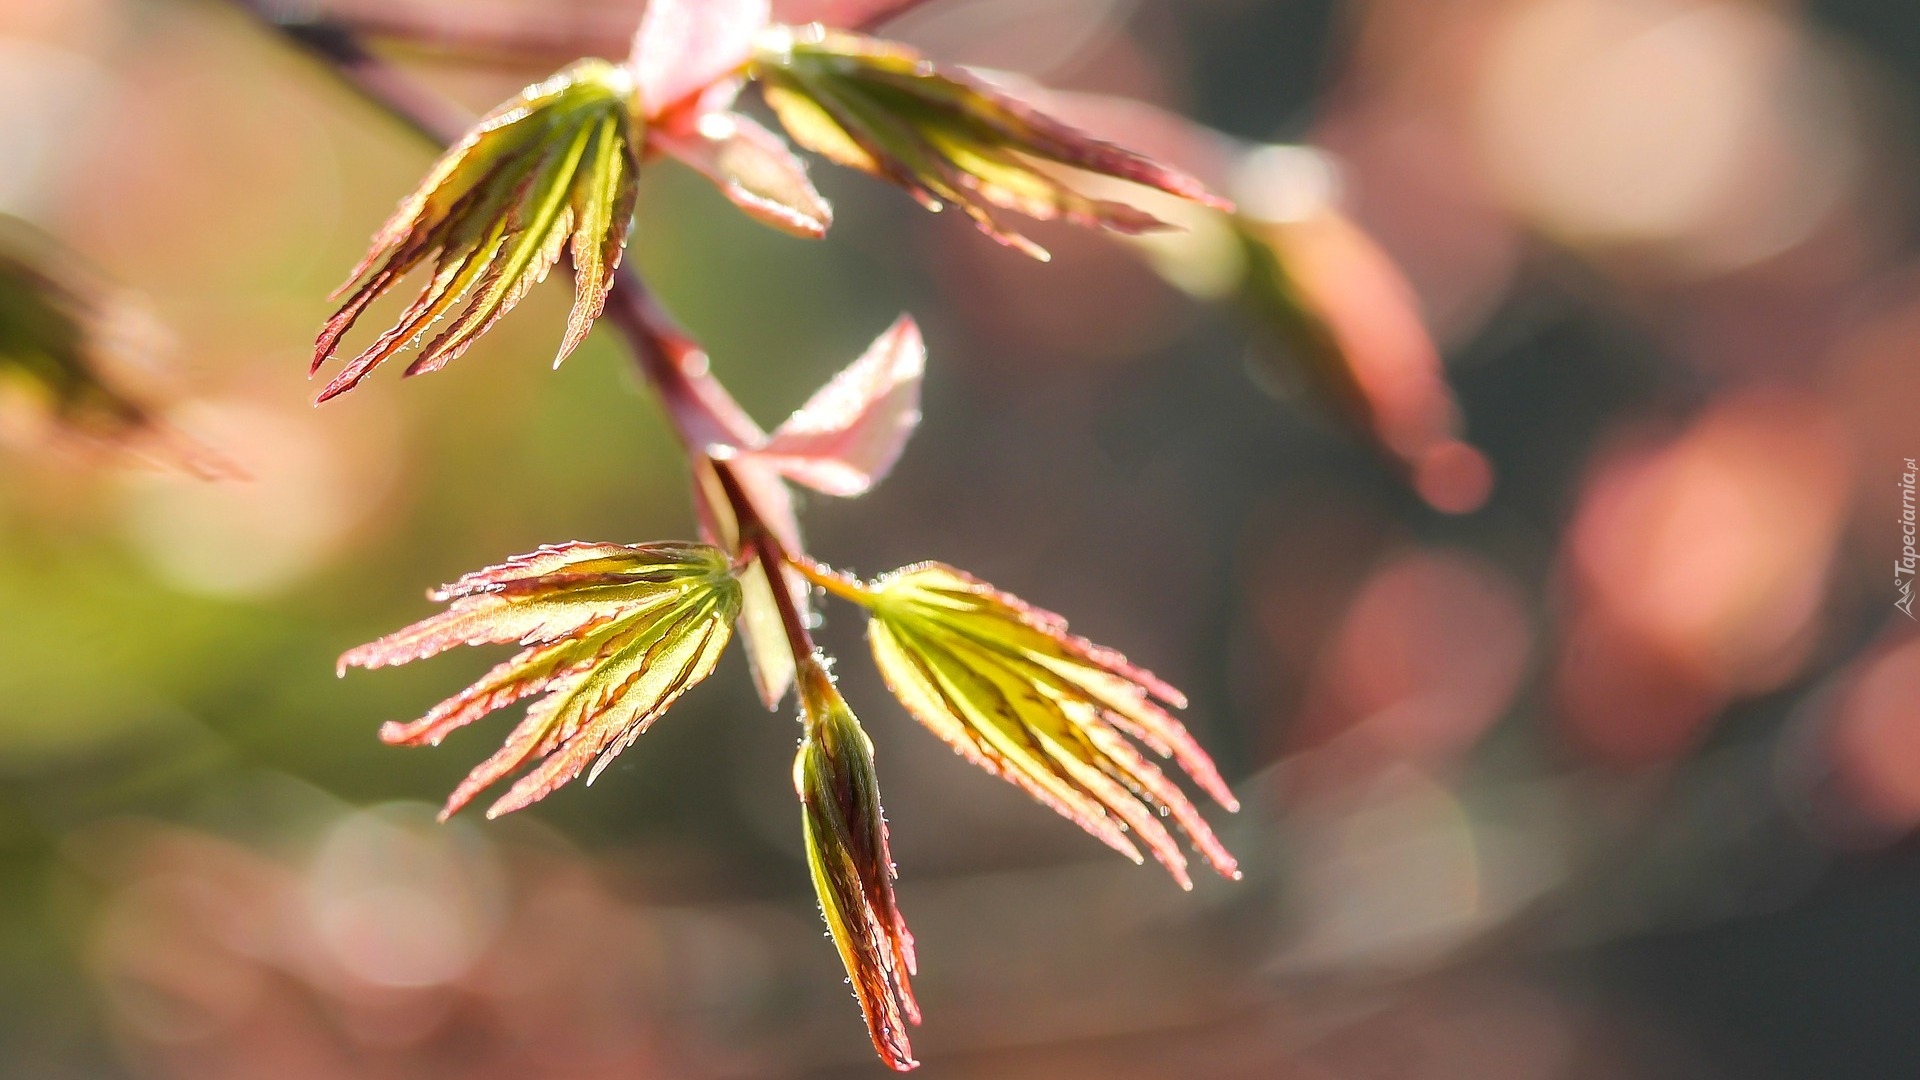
[[653, 111, 833, 239], [341, 541, 741, 819], [860, 563, 1239, 889], [313, 59, 641, 402], [794, 657, 919, 1071], [755, 27, 1231, 259]]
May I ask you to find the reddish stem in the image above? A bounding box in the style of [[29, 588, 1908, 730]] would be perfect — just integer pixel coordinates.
[[711, 458, 818, 663]]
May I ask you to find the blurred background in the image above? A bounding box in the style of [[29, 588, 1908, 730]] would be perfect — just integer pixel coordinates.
[[2, 0, 1920, 1075]]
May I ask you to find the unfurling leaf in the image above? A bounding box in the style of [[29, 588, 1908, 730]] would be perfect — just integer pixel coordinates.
[[652, 111, 833, 238], [342, 542, 740, 819], [794, 657, 919, 1071], [628, 0, 769, 119], [752, 315, 922, 496], [631, 0, 836, 237], [753, 26, 1231, 260], [771, 0, 936, 27], [314, 60, 641, 402], [857, 564, 1239, 888]]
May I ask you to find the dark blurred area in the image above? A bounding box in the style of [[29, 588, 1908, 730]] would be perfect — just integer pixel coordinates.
[[2, 0, 1919, 1076]]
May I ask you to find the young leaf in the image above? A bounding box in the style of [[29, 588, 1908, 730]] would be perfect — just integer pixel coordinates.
[[313, 59, 641, 402], [651, 111, 833, 238], [857, 563, 1239, 889], [628, 0, 770, 119], [772, 0, 937, 27], [342, 542, 741, 819], [752, 315, 923, 496], [627, 1, 837, 239], [753, 26, 1231, 260], [794, 657, 919, 1071]]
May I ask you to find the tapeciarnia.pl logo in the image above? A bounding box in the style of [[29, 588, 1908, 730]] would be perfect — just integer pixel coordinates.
[[1899, 458, 1917, 619]]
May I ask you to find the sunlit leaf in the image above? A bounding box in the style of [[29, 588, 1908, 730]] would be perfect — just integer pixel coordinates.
[[794, 657, 919, 1071], [854, 563, 1239, 888], [313, 59, 641, 402], [652, 110, 833, 238], [754, 26, 1231, 260], [752, 315, 922, 496], [342, 541, 741, 819], [628, 0, 770, 119]]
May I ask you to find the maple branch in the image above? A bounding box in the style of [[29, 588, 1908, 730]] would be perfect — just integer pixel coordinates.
[[712, 457, 819, 663]]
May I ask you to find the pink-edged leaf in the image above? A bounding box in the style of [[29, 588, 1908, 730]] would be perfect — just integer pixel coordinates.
[[378, 639, 597, 749], [794, 659, 920, 1070], [313, 61, 640, 401], [772, 0, 935, 28], [756, 30, 1232, 259], [1013, 88, 1242, 196], [342, 542, 741, 818], [629, 0, 771, 120], [432, 541, 663, 601], [654, 111, 833, 238], [864, 562, 1241, 887], [751, 316, 924, 498]]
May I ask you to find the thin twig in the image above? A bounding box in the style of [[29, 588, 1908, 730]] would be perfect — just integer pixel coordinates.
[[711, 457, 818, 661]]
